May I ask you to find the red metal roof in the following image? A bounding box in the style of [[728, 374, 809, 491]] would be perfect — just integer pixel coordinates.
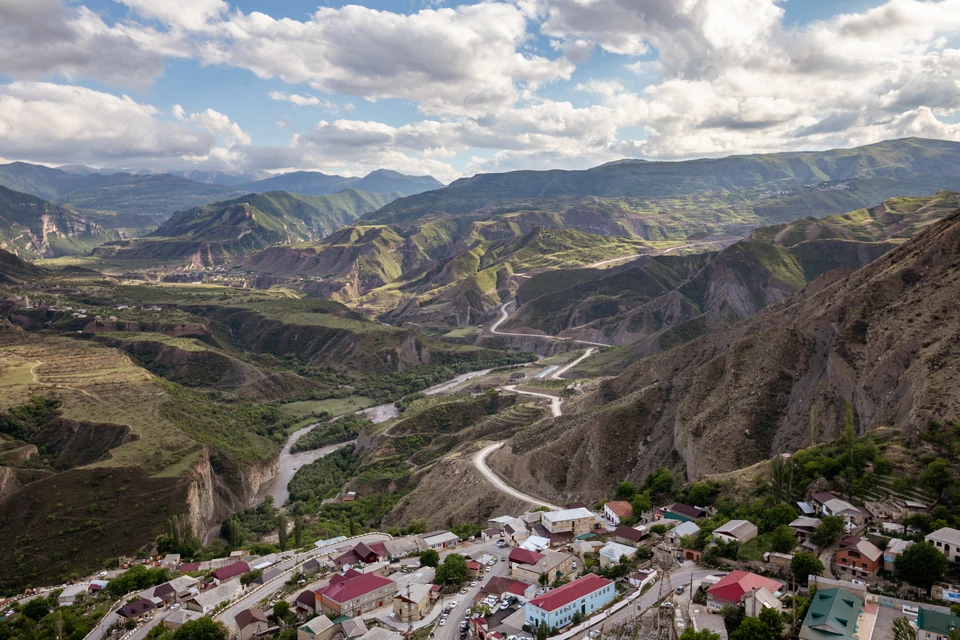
[[178, 562, 200, 572], [528, 574, 612, 613], [212, 561, 249, 582], [316, 572, 394, 604], [508, 548, 545, 566], [706, 571, 783, 605], [605, 501, 633, 519], [466, 561, 482, 570]]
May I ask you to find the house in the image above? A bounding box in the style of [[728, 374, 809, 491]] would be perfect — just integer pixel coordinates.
[[884, 539, 915, 572], [742, 586, 781, 618], [357, 628, 403, 640], [528, 525, 573, 548], [335, 542, 386, 567], [152, 576, 200, 605], [797, 502, 816, 517], [295, 590, 317, 618], [917, 607, 960, 640], [303, 558, 330, 576], [519, 535, 551, 552], [628, 569, 658, 590], [163, 609, 203, 630], [298, 614, 336, 640], [339, 618, 369, 639], [510, 372, 527, 381], [185, 579, 242, 614], [236, 608, 269, 640], [116, 597, 156, 620], [315, 572, 397, 618], [58, 584, 89, 607], [467, 560, 484, 578], [661, 503, 705, 522], [481, 527, 502, 541], [712, 520, 759, 545], [812, 492, 863, 525], [382, 536, 423, 558], [509, 548, 575, 584], [789, 517, 822, 541], [603, 501, 633, 525], [161, 554, 181, 570], [706, 571, 784, 612], [614, 525, 648, 546], [253, 567, 285, 587], [88, 580, 109, 595], [834, 537, 882, 576], [482, 577, 535, 601], [393, 583, 434, 622], [524, 574, 615, 629], [666, 521, 701, 545], [212, 561, 250, 584], [798, 588, 863, 640], [541, 507, 597, 536], [598, 542, 637, 568], [421, 530, 460, 549], [926, 528, 960, 563]]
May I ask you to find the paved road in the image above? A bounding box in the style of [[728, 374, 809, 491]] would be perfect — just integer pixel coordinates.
[[216, 533, 391, 632], [501, 384, 562, 417], [434, 539, 512, 640], [472, 443, 562, 510], [566, 569, 719, 640], [550, 348, 594, 380], [490, 303, 610, 348]]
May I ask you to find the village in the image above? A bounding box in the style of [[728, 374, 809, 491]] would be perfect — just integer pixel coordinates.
[[4, 475, 960, 640]]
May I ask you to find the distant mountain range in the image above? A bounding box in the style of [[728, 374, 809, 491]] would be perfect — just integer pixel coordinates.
[[239, 169, 444, 197], [94, 189, 399, 266]]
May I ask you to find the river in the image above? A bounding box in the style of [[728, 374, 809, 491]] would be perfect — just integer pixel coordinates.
[[257, 365, 508, 506]]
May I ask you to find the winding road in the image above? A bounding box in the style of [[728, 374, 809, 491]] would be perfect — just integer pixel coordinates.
[[472, 442, 562, 510], [490, 302, 610, 348]]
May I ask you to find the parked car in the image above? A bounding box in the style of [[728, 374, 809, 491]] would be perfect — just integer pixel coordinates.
[[460, 588, 468, 594], [438, 620, 445, 626], [675, 586, 684, 595], [499, 602, 510, 611], [470, 581, 477, 587], [588, 631, 601, 639]]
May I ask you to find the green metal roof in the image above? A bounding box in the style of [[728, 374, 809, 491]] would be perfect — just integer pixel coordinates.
[[799, 588, 863, 640], [918, 608, 960, 635]]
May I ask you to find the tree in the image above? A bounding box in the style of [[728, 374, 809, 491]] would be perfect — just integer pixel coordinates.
[[435, 554, 469, 586], [810, 516, 844, 547], [278, 514, 288, 552], [293, 517, 303, 548], [240, 569, 263, 586], [474, 603, 492, 617], [615, 482, 638, 500], [791, 552, 824, 584], [419, 549, 440, 568], [631, 492, 652, 516], [680, 629, 721, 640], [893, 617, 917, 640], [921, 458, 953, 498], [273, 600, 291, 622], [758, 608, 783, 639], [895, 541, 949, 590], [769, 525, 796, 554], [763, 504, 798, 531], [731, 617, 772, 640], [538, 573, 550, 587], [536, 623, 548, 640], [172, 617, 228, 640], [949, 628, 960, 640], [686, 483, 713, 507], [20, 598, 50, 622]]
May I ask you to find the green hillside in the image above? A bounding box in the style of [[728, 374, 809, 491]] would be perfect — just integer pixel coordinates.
[[241, 168, 443, 197], [365, 138, 960, 225], [94, 189, 398, 265], [0, 186, 123, 259]]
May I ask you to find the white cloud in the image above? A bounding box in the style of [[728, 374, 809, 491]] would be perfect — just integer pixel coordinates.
[[0, 82, 213, 164], [115, 0, 227, 31], [268, 91, 345, 112], [0, 0, 167, 86], [202, 3, 573, 117]]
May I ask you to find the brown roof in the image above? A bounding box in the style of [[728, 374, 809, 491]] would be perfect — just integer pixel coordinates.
[[667, 503, 704, 519], [316, 572, 394, 604], [235, 608, 268, 629], [295, 590, 316, 608], [565, 502, 588, 509], [614, 526, 647, 543], [605, 501, 634, 519], [117, 597, 156, 619], [212, 561, 249, 582]]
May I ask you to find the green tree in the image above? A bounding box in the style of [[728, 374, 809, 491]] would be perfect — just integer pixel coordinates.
[[769, 525, 796, 553], [921, 458, 953, 498], [536, 623, 548, 640], [273, 600, 291, 621], [293, 517, 303, 548], [948, 628, 960, 640], [20, 598, 50, 622], [680, 629, 721, 640], [172, 617, 228, 640], [763, 504, 798, 531], [435, 554, 469, 586], [419, 549, 440, 568], [731, 617, 772, 640], [278, 514, 288, 552], [686, 483, 712, 506], [810, 516, 844, 547], [631, 492, 652, 515], [240, 569, 263, 586], [791, 552, 824, 584], [474, 603, 493, 617], [758, 608, 783, 639], [615, 482, 638, 500], [893, 617, 917, 640], [895, 541, 949, 590]]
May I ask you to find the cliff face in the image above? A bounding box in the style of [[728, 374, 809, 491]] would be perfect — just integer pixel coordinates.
[[185, 448, 280, 536], [494, 209, 960, 499]]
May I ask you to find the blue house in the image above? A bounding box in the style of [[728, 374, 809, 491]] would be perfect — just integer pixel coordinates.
[[524, 574, 614, 629]]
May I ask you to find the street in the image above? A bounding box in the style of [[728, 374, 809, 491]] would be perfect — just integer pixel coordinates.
[[433, 537, 511, 640]]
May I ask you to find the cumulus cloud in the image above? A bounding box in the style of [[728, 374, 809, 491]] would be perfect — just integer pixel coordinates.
[[0, 0, 167, 86], [202, 3, 573, 117], [0, 82, 213, 164], [267, 91, 348, 112], [115, 0, 227, 31]]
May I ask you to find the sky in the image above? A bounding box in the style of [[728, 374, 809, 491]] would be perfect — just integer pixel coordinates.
[[1, 0, 959, 183]]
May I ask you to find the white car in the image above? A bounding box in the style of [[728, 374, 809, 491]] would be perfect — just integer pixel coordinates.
[[470, 581, 477, 587], [171, 604, 180, 610], [485, 566, 491, 572], [589, 631, 601, 639], [486, 560, 495, 566], [439, 620, 445, 626], [460, 588, 468, 594], [449, 601, 458, 608], [499, 602, 510, 611]]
